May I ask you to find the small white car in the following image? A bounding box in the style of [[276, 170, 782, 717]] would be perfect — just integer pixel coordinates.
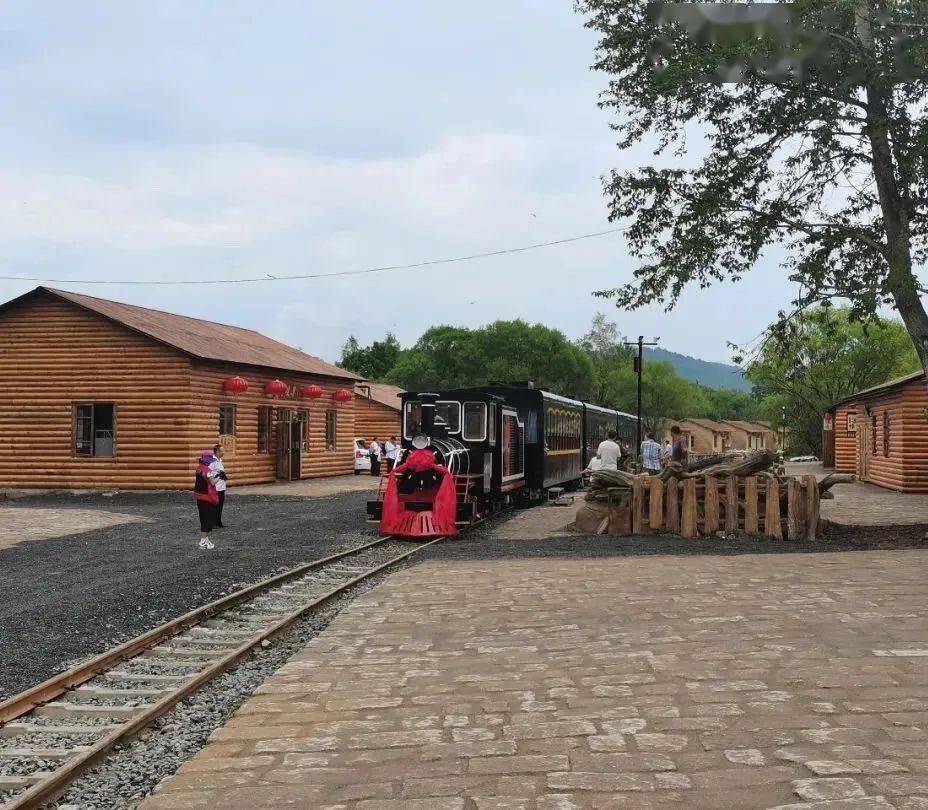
[[789, 455, 819, 463], [354, 438, 371, 474]]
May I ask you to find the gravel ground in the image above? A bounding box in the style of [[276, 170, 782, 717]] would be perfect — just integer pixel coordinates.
[[0, 489, 379, 700]]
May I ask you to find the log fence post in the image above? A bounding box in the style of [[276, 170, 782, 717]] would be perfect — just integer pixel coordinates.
[[764, 478, 782, 539], [666, 478, 680, 533], [725, 475, 739, 534], [704, 476, 719, 534], [744, 476, 759, 534], [632, 475, 645, 535], [787, 478, 803, 540], [649, 476, 664, 531], [681, 478, 698, 538], [804, 475, 820, 541]]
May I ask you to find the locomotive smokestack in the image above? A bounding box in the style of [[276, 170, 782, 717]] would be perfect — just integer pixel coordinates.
[[419, 393, 438, 438]]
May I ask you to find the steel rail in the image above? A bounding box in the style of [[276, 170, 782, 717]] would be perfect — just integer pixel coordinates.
[[0, 536, 442, 810]]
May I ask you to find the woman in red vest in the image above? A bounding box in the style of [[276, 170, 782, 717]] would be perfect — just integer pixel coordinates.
[[194, 451, 220, 549]]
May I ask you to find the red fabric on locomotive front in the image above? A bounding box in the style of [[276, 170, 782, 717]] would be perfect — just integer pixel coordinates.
[[379, 448, 458, 537]]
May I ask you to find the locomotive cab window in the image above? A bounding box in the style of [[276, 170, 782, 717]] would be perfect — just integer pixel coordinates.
[[436, 401, 460, 433], [74, 403, 116, 457], [462, 402, 487, 442], [403, 401, 422, 440]]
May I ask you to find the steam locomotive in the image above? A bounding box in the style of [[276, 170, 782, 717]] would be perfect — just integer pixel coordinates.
[[368, 382, 637, 539]]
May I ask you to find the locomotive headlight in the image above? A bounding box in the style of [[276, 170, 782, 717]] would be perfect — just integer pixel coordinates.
[[412, 434, 431, 450]]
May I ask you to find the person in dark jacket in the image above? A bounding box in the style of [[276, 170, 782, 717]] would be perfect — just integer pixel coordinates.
[[195, 451, 220, 549]]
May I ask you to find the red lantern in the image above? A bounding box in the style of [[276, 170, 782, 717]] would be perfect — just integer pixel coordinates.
[[265, 379, 288, 396], [300, 384, 324, 399], [223, 376, 249, 394], [333, 388, 353, 403]]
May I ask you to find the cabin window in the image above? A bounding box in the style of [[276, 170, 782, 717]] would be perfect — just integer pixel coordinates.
[[462, 402, 487, 442], [871, 415, 878, 455], [219, 404, 236, 436], [257, 406, 273, 454], [436, 401, 461, 433], [487, 404, 496, 446], [883, 411, 891, 457], [403, 401, 422, 440], [325, 409, 337, 451], [74, 403, 115, 457], [296, 410, 308, 448]]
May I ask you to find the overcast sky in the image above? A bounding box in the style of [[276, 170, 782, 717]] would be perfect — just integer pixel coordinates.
[[0, 1, 798, 364]]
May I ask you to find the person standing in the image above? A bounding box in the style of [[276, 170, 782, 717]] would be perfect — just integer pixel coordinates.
[[662, 436, 673, 467], [369, 437, 382, 476], [596, 430, 622, 471], [384, 436, 398, 472], [670, 425, 689, 468], [209, 444, 228, 528], [194, 451, 220, 549], [640, 432, 662, 475]]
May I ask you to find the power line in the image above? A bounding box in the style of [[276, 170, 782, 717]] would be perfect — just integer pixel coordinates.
[[0, 227, 629, 287]]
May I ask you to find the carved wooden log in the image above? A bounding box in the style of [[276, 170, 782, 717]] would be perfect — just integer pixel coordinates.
[[681, 478, 698, 538], [704, 476, 719, 534], [649, 476, 664, 530], [744, 476, 759, 534]]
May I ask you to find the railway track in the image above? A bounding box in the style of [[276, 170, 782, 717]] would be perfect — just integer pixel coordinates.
[[0, 535, 441, 809]]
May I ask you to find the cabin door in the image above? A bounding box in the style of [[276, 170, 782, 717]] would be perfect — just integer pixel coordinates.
[[289, 414, 304, 480], [856, 405, 870, 481], [276, 409, 292, 480]]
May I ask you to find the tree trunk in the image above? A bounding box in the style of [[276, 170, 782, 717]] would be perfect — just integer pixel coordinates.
[[857, 2, 928, 373]]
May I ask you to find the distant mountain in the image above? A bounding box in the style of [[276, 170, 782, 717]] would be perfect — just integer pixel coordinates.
[[645, 347, 751, 392]]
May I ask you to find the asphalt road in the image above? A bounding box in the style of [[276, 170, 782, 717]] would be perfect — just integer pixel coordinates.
[[0, 490, 379, 700]]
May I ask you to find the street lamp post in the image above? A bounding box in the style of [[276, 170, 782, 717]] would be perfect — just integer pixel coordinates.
[[623, 335, 660, 457]]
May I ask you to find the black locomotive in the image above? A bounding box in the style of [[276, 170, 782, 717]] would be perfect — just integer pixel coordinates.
[[369, 381, 637, 539]]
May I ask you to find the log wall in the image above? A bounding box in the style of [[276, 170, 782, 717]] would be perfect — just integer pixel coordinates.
[[0, 296, 192, 489], [833, 405, 857, 474], [354, 397, 401, 444], [189, 363, 356, 486], [0, 293, 356, 489]]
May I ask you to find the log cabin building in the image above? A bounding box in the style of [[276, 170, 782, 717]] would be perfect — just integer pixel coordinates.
[[825, 370, 928, 493], [354, 382, 403, 443], [0, 287, 360, 490]]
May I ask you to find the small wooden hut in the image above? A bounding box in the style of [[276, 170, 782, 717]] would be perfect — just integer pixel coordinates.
[[826, 370, 928, 493], [0, 287, 360, 489]]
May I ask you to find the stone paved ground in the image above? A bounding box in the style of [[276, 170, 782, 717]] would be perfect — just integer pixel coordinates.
[[0, 506, 147, 550], [142, 549, 928, 810]]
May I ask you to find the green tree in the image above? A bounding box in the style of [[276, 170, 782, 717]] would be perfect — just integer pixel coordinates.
[[338, 333, 402, 380], [578, 313, 635, 403], [744, 308, 919, 454], [385, 320, 595, 398], [579, 1, 928, 371]]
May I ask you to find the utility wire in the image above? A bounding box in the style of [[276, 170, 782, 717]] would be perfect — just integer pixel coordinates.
[[0, 227, 628, 287]]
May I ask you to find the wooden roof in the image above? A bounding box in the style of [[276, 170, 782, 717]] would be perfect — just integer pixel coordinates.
[[831, 370, 925, 408], [355, 381, 405, 411], [678, 418, 731, 433], [1, 287, 359, 380], [721, 419, 774, 434]]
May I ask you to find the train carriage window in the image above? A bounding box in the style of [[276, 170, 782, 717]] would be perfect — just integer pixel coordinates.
[[403, 401, 422, 440], [487, 403, 496, 446], [462, 402, 487, 442], [436, 401, 460, 433]]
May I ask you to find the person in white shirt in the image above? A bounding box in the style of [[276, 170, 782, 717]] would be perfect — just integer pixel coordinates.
[[384, 436, 399, 472], [208, 444, 228, 529], [596, 430, 622, 471], [369, 437, 382, 476], [583, 453, 603, 484]]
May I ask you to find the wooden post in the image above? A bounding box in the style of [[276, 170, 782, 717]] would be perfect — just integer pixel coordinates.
[[725, 475, 739, 534], [744, 476, 759, 534], [632, 475, 645, 535], [666, 478, 680, 533], [787, 477, 804, 541], [704, 476, 719, 534], [804, 475, 820, 541], [649, 476, 664, 531], [681, 478, 697, 538], [764, 478, 782, 539]]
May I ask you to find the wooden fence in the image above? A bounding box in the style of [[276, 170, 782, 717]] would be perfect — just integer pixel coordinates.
[[605, 474, 821, 540]]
